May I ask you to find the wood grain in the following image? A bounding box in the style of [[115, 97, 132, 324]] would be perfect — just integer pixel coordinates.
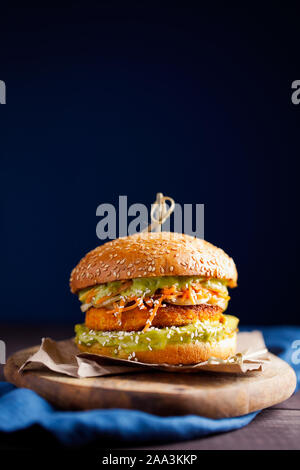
[[4, 344, 296, 419], [135, 407, 300, 450]]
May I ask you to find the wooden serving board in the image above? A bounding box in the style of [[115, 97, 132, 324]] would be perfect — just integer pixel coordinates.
[[4, 345, 296, 418]]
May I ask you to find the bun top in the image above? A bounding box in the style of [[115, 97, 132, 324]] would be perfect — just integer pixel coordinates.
[[70, 232, 237, 293]]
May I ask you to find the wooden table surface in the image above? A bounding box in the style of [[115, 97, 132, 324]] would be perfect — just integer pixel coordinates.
[[1, 324, 299, 450]]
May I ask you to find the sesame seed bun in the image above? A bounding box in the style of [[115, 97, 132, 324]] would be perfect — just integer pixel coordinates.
[[76, 333, 237, 365], [70, 232, 237, 293]]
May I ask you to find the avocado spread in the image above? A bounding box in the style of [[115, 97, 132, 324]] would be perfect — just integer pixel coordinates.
[[79, 276, 228, 305], [75, 314, 239, 356]]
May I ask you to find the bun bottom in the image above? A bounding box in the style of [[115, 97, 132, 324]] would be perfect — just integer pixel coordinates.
[[77, 333, 237, 365]]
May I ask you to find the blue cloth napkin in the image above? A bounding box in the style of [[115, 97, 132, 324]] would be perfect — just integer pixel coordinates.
[[1, 326, 299, 446]]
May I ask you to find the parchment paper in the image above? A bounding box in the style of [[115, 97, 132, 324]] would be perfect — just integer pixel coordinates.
[[19, 331, 270, 378]]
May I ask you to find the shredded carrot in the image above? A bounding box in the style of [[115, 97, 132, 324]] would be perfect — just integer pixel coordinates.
[[120, 301, 141, 312], [181, 289, 190, 300], [109, 297, 142, 316], [85, 288, 97, 304], [95, 294, 112, 305], [142, 295, 166, 332], [188, 286, 196, 304], [93, 280, 132, 305], [191, 283, 202, 293], [161, 286, 178, 296], [112, 298, 125, 325]]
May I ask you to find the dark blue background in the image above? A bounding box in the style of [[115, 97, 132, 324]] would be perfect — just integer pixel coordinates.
[[0, 4, 298, 326]]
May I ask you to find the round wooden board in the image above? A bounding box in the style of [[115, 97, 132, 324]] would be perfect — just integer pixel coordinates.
[[4, 345, 296, 418]]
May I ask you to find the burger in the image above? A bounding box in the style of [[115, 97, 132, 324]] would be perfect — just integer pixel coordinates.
[[70, 232, 238, 364]]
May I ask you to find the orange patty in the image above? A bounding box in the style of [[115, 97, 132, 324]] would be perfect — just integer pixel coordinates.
[[85, 303, 224, 331]]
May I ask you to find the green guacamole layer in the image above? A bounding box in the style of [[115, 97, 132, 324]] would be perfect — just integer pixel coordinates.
[[78, 275, 228, 305], [75, 314, 239, 356]]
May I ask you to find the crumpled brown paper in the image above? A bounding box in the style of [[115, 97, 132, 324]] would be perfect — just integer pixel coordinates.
[[19, 331, 269, 378]]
